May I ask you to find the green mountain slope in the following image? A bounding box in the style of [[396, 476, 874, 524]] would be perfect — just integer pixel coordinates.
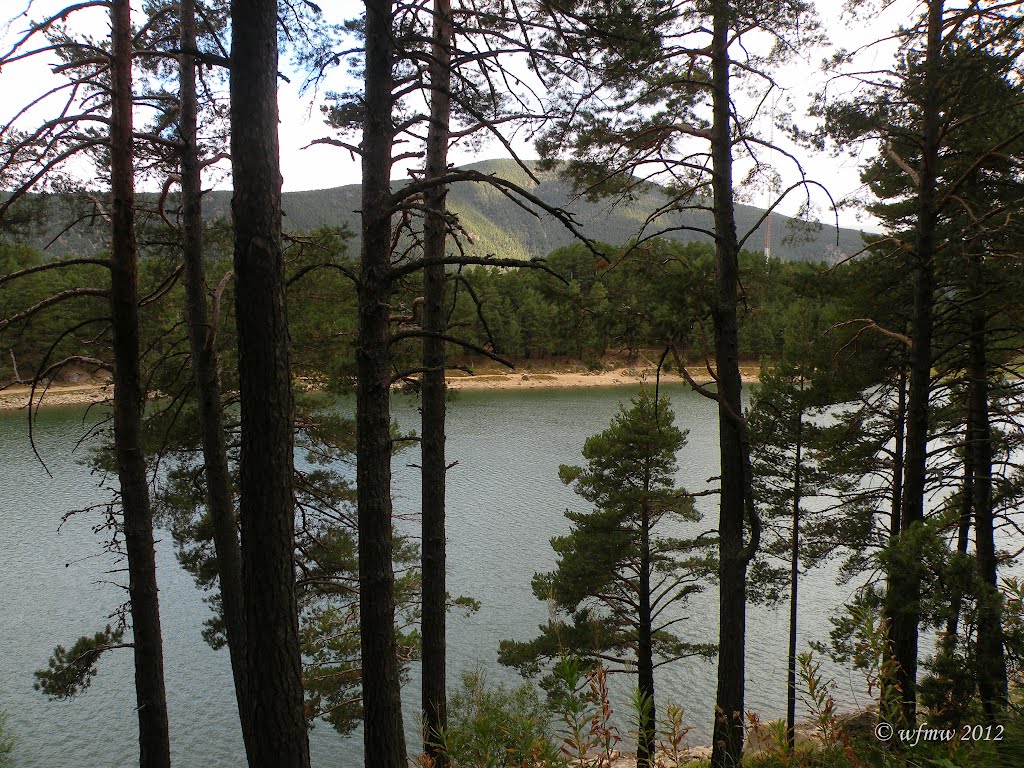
[[15, 159, 867, 261]]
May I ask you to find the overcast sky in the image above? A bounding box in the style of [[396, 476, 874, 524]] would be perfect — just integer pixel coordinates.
[[0, 0, 922, 232]]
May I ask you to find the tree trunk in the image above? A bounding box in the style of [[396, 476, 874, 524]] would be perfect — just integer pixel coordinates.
[[891, 364, 907, 541], [109, 4, 172, 767], [967, 250, 1007, 721], [359, 2, 408, 766], [880, 361, 907, 721], [637, 498, 656, 768], [179, 0, 253, 758], [229, 1, 310, 765], [709, 4, 749, 766], [945, 400, 972, 642], [786, 383, 804, 753], [421, 0, 452, 762], [887, 0, 943, 728]]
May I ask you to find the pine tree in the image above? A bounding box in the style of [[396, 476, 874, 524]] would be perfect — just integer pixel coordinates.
[[818, 2, 1024, 724], [500, 389, 715, 768], [421, 0, 453, 760], [173, 0, 253, 756], [229, 0, 310, 763], [0, 5, 173, 765], [747, 299, 842, 750], [529, 3, 820, 760]]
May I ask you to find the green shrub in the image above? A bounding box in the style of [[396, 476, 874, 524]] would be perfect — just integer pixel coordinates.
[[0, 709, 14, 768], [436, 668, 562, 768]]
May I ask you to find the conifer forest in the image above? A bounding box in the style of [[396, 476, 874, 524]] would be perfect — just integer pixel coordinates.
[[2, 1, 1024, 767]]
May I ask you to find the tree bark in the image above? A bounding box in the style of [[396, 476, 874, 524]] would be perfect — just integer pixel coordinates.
[[109, 2, 171, 766], [891, 364, 907, 541], [637, 494, 656, 768], [945, 396, 972, 642], [179, 0, 253, 758], [359, 1, 408, 766], [229, 1, 310, 765], [887, 0, 943, 728], [709, 4, 750, 766], [786, 382, 804, 753], [421, 0, 452, 762], [967, 249, 1007, 721]]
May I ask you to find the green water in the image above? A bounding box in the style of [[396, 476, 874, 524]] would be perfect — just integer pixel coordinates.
[[0, 386, 862, 766]]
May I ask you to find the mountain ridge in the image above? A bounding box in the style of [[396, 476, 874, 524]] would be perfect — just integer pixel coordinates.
[[11, 158, 867, 262]]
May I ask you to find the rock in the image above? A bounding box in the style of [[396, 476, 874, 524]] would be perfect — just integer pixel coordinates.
[[838, 708, 878, 740], [54, 366, 86, 384]]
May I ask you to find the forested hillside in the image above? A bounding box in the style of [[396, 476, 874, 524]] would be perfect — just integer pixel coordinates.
[[17, 159, 865, 263]]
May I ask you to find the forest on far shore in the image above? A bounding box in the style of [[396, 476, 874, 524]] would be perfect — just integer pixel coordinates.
[[1, 235, 875, 389]]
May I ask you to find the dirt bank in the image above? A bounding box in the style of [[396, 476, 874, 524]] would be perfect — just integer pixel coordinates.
[[0, 364, 761, 410], [445, 365, 760, 391], [0, 382, 113, 411]]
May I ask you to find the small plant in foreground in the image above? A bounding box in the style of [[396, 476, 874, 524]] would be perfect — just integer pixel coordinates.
[[435, 667, 561, 768], [657, 704, 691, 767], [587, 666, 621, 767], [551, 655, 600, 764], [797, 651, 840, 750], [746, 712, 792, 760]]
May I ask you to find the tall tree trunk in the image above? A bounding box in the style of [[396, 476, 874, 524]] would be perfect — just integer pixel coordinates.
[[880, 361, 907, 722], [359, 1, 408, 766], [709, 4, 750, 766], [891, 364, 907, 541], [229, 1, 310, 765], [637, 498, 656, 768], [179, 0, 253, 758], [109, 3, 172, 767], [786, 383, 804, 753], [967, 250, 1007, 721], [887, 0, 943, 727], [421, 0, 452, 762], [945, 400, 973, 642]]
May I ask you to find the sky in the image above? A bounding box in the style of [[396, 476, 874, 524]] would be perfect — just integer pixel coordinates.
[[0, 0, 925, 233]]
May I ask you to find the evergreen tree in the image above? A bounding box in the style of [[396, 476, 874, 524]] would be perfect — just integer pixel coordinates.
[[0, 5, 173, 765], [229, 0, 310, 763], [529, 3, 821, 760], [421, 0, 454, 760], [819, 3, 1024, 724], [172, 0, 254, 756], [747, 298, 844, 750], [500, 389, 715, 768]]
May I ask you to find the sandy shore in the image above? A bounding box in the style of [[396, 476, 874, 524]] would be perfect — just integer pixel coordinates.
[[0, 382, 114, 411], [0, 366, 760, 410], [446, 365, 760, 391]]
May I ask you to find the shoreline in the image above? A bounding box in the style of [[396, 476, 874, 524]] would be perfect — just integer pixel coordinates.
[[0, 382, 114, 411], [444, 365, 760, 391], [0, 365, 761, 411]]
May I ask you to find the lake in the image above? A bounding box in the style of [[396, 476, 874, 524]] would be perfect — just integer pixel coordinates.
[[0, 385, 875, 767]]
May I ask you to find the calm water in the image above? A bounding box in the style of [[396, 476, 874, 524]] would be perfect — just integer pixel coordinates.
[[1, 386, 872, 767]]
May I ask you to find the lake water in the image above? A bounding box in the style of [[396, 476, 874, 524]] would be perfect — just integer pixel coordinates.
[[0, 386, 878, 766]]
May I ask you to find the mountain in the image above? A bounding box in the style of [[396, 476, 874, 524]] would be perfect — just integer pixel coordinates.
[[16, 159, 867, 262]]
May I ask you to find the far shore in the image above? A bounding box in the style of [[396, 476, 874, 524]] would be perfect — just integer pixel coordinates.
[[444, 364, 761, 391], [0, 381, 114, 411], [0, 364, 761, 411]]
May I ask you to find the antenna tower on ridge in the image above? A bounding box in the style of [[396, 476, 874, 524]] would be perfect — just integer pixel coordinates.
[[764, 94, 778, 263]]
